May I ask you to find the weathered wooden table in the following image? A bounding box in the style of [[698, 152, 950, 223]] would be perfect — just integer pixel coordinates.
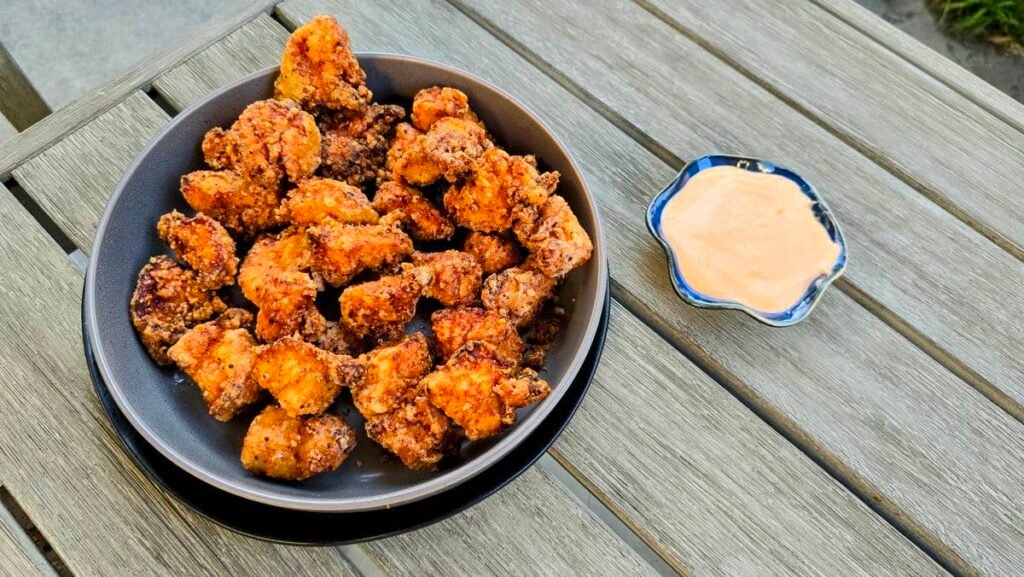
[[1, 1, 1022, 575]]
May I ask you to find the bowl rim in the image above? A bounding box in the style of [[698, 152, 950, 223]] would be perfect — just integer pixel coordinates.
[[85, 54, 608, 511], [646, 153, 847, 327]]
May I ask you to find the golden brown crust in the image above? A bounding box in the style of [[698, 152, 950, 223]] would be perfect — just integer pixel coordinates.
[[431, 307, 522, 365], [180, 170, 285, 237], [512, 195, 593, 279], [130, 256, 227, 365], [202, 99, 321, 187], [339, 269, 427, 341], [480, 266, 557, 327], [521, 304, 565, 369], [462, 231, 522, 275], [307, 219, 413, 287], [241, 405, 356, 480], [314, 321, 367, 356], [274, 15, 371, 111], [409, 250, 482, 307], [248, 335, 363, 416], [353, 333, 433, 416], [443, 149, 555, 233], [283, 177, 378, 227], [167, 309, 261, 421], [318, 104, 405, 187], [410, 86, 480, 131], [157, 210, 238, 289], [372, 180, 455, 241], [365, 391, 454, 470], [391, 117, 491, 186]]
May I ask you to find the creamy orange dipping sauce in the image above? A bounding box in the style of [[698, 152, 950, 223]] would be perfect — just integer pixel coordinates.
[[661, 166, 840, 313]]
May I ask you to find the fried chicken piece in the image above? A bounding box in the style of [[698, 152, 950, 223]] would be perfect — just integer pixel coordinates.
[[307, 218, 413, 287], [283, 177, 378, 227], [443, 149, 557, 232], [130, 256, 227, 365], [339, 268, 429, 340], [202, 99, 321, 187], [315, 321, 367, 356], [481, 266, 557, 327], [366, 389, 454, 470], [409, 250, 482, 306], [157, 210, 238, 289], [249, 335, 363, 417], [411, 86, 480, 131], [431, 307, 522, 365], [241, 405, 356, 480], [521, 304, 565, 368], [167, 309, 261, 421], [422, 341, 550, 440], [353, 333, 432, 416], [391, 117, 491, 185], [239, 228, 314, 302], [180, 170, 285, 237], [372, 180, 454, 241], [512, 195, 593, 279], [319, 104, 405, 187], [462, 231, 522, 275], [274, 14, 371, 111]]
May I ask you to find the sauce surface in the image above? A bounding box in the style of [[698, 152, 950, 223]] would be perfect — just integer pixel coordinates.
[[660, 166, 840, 313]]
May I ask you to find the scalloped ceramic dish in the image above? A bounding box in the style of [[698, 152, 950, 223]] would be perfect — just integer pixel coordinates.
[[646, 154, 847, 327]]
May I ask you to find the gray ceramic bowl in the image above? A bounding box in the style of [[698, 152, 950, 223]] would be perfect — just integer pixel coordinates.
[[85, 55, 607, 512]]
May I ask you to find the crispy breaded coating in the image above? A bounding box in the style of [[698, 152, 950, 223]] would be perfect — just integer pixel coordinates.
[[202, 99, 321, 187], [384, 123, 433, 179], [443, 149, 556, 232], [315, 321, 367, 356], [409, 250, 482, 306], [167, 308, 261, 421], [366, 390, 454, 470], [411, 86, 480, 131], [130, 256, 227, 365], [391, 117, 491, 186], [157, 210, 238, 289], [339, 268, 428, 340], [462, 231, 522, 275], [249, 335, 363, 416], [521, 304, 565, 368], [284, 177, 378, 227], [241, 405, 356, 480], [481, 266, 557, 327], [431, 307, 522, 364], [319, 104, 405, 187], [274, 14, 371, 111], [422, 341, 549, 440], [180, 170, 285, 237], [372, 180, 454, 241], [307, 219, 413, 287], [513, 195, 593, 279], [353, 333, 432, 416], [239, 229, 314, 302]]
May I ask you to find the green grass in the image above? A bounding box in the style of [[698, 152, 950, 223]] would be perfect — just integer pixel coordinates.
[[934, 0, 1024, 50]]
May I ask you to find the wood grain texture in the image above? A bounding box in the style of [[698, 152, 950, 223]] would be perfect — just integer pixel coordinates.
[[278, 1, 1024, 575], [0, 502, 48, 577], [634, 0, 1024, 255], [0, 42, 51, 132], [462, 0, 1024, 415], [12, 91, 169, 252], [152, 14, 289, 111], [365, 467, 659, 577], [0, 184, 359, 576], [811, 0, 1024, 134], [0, 1, 276, 180]]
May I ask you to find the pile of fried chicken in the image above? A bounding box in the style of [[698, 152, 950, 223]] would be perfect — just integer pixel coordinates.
[[129, 15, 592, 481]]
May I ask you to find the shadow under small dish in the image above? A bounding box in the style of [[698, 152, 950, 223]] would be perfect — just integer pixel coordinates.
[[647, 154, 847, 327]]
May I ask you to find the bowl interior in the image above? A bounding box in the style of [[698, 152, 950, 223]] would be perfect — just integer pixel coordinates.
[[87, 55, 605, 511]]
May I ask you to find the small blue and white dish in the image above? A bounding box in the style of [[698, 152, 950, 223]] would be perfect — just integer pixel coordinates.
[[646, 154, 848, 327]]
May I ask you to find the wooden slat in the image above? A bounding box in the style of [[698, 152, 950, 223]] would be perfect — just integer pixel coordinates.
[[277, 0, 1024, 575], [365, 467, 659, 576], [152, 14, 289, 111], [634, 0, 1024, 256], [0, 502, 48, 577], [811, 0, 1024, 134], [12, 91, 169, 252], [0, 1, 277, 180], [0, 183, 359, 576], [0, 42, 51, 132], [0, 114, 15, 145], [280, 0, 1024, 573]]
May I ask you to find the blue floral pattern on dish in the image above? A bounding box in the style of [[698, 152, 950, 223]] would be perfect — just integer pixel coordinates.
[[646, 154, 848, 327]]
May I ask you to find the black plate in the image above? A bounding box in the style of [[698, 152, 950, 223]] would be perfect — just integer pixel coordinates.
[[82, 287, 609, 544]]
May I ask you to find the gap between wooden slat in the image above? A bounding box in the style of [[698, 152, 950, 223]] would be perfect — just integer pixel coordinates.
[[625, 0, 1024, 264], [0, 487, 72, 577], [2, 177, 76, 253], [145, 88, 180, 119], [807, 0, 1024, 137], [444, 0, 1022, 427]]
